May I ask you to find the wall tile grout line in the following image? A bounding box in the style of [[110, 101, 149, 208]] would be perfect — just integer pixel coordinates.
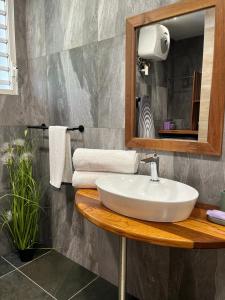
[[67, 275, 100, 300], [1, 256, 57, 300]]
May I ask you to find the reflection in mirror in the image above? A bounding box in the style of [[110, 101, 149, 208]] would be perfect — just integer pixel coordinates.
[[135, 8, 215, 141]]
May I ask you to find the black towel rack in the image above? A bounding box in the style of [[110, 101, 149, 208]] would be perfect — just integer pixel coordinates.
[[27, 123, 84, 132]]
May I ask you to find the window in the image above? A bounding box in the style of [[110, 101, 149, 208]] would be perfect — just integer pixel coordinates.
[[0, 0, 17, 95]]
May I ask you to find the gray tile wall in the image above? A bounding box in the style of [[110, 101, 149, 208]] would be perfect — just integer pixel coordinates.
[[0, 0, 32, 256], [23, 0, 225, 299]]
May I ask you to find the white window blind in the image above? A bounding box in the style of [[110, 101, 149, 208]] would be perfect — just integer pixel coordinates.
[[0, 0, 17, 94]]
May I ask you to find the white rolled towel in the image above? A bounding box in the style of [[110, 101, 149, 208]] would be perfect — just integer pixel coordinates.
[[72, 171, 119, 189], [73, 148, 139, 174]]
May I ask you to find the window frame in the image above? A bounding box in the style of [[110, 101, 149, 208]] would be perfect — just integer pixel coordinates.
[[0, 0, 18, 95]]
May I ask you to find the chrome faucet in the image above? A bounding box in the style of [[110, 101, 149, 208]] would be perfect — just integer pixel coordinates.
[[141, 153, 160, 182]]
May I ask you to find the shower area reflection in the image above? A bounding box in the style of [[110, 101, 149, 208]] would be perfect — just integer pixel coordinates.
[[136, 61, 168, 139]]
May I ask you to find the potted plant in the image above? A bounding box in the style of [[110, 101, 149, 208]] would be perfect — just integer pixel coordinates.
[[0, 130, 41, 262]]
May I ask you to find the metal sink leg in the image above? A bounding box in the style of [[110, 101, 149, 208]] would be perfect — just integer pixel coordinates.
[[119, 236, 127, 300]]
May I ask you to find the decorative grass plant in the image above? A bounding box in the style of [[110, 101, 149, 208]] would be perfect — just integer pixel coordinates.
[[0, 130, 41, 252]]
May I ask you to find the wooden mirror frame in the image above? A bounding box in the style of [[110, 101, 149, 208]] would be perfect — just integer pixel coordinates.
[[125, 0, 225, 156]]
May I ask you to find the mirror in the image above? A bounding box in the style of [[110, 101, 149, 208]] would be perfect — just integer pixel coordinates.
[[136, 8, 215, 142], [125, 0, 225, 155]]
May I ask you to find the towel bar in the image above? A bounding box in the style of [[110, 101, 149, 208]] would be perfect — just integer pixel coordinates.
[[27, 123, 84, 133]]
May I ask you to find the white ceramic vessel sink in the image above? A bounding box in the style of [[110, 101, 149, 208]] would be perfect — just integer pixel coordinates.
[[96, 174, 199, 222]]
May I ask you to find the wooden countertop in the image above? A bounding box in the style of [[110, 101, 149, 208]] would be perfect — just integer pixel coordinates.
[[75, 189, 225, 249]]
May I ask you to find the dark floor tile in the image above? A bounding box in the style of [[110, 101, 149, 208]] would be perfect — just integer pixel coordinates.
[[72, 277, 138, 300], [0, 257, 14, 277], [0, 270, 52, 300], [3, 248, 51, 268], [20, 250, 97, 300]]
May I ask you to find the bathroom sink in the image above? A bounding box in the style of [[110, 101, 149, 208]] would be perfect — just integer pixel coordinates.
[[96, 175, 199, 222]]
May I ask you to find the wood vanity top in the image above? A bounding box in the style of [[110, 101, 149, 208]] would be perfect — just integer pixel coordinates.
[[75, 189, 225, 249]]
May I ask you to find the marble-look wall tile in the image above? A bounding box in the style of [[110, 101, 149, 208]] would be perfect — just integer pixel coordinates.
[[14, 0, 28, 63], [215, 250, 225, 300], [44, 0, 62, 55], [159, 152, 174, 179], [28, 56, 49, 124], [80, 43, 98, 128], [18, 61, 33, 125], [49, 185, 99, 273], [168, 248, 217, 300], [45, 0, 98, 55], [127, 241, 169, 300], [26, 0, 46, 59], [97, 0, 154, 41], [96, 229, 119, 285], [47, 44, 98, 127], [173, 153, 225, 204], [98, 0, 176, 41], [46, 51, 69, 126], [98, 0, 124, 41], [98, 35, 125, 128], [0, 95, 24, 126], [82, 128, 125, 150]]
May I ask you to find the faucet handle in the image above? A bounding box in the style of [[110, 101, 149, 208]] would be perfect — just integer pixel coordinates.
[[140, 157, 153, 164], [140, 153, 159, 180], [140, 153, 158, 164]]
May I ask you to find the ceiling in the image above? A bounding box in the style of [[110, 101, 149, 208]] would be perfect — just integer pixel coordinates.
[[160, 10, 205, 41]]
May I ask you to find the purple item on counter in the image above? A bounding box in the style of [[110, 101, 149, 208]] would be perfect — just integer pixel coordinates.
[[163, 121, 171, 130], [206, 209, 225, 220]]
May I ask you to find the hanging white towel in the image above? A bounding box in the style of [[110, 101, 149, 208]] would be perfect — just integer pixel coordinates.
[[73, 149, 139, 174], [49, 126, 73, 189], [72, 171, 120, 189]]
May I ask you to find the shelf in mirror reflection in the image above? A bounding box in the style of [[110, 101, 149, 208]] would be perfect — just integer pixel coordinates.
[[158, 129, 198, 140], [158, 130, 198, 135]]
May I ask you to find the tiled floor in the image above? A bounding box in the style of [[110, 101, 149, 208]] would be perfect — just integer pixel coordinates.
[[0, 249, 137, 300]]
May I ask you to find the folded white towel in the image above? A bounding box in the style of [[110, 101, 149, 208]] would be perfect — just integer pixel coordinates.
[[73, 148, 139, 174], [72, 171, 119, 188], [49, 126, 73, 189]]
